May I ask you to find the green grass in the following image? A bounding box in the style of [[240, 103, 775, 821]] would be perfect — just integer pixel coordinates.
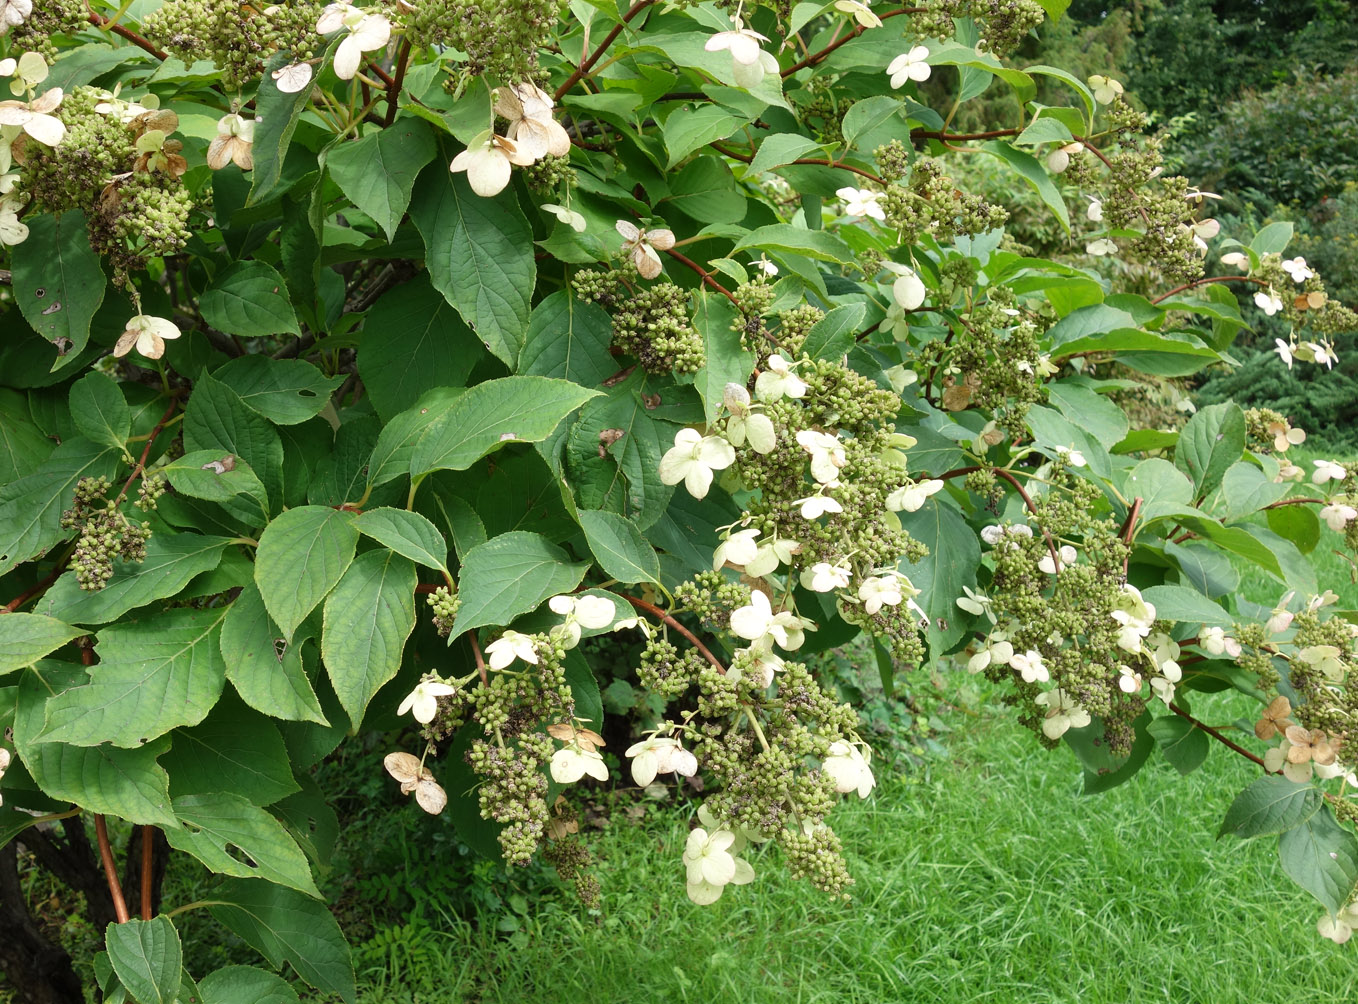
[[343, 696, 1358, 1004]]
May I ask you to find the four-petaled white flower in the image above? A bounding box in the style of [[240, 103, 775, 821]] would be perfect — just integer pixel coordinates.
[[550, 745, 609, 784], [755, 254, 778, 276], [1281, 256, 1314, 283], [397, 679, 457, 724], [1321, 502, 1357, 533], [1220, 251, 1250, 271], [833, 0, 882, 28], [967, 635, 1013, 673], [1038, 543, 1078, 575], [729, 589, 806, 651], [1110, 584, 1156, 654], [1313, 460, 1347, 485], [1088, 74, 1123, 104], [626, 736, 698, 786], [858, 575, 904, 615], [723, 383, 776, 453], [955, 585, 995, 623], [316, 2, 392, 80], [683, 827, 754, 904], [1199, 626, 1242, 659], [1253, 289, 1283, 316], [549, 593, 616, 646], [114, 314, 181, 360], [796, 429, 847, 484], [797, 490, 843, 520], [806, 561, 851, 593], [1055, 445, 1086, 468], [0, 0, 32, 34], [705, 21, 776, 89], [494, 82, 570, 161], [485, 629, 538, 669], [1268, 421, 1305, 452], [1035, 689, 1090, 739], [450, 129, 533, 197], [744, 536, 800, 578], [713, 527, 761, 570], [659, 427, 736, 499], [837, 186, 886, 221], [272, 62, 314, 93], [755, 353, 808, 401], [823, 740, 876, 798], [207, 113, 255, 171], [885, 478, 944, 512], [882, 261, 926, 309], [1086, 238, 1118, 256], [616, 219, 676, 279], [1046, 142, 1081, 173], [1010, 648, 1049, 683], [0, 86, 65, 147], [887, 45, 931, 87], [541, 203, 586, 232]]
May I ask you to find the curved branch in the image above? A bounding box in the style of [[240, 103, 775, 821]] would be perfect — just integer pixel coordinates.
[[1168, 702, 1265, 768], [1151, 274, 1270, 305], [620, 593, 727, 675], [666, 248, 740, 306], [555, 0, 657, 100], [939, 465, 1062, 572], [781, 7, 924, 77], [87, 11, 169, 60], [95, 816, 130, 925]]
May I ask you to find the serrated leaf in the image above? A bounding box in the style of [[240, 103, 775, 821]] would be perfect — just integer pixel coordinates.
[[182, 372, 284, 515], [198, 965, 301, 1004], [200, 261, 300, 338], [221, 582, 327, 725], [321, 549, 417, 727], [1278, 806, 1358, 914], [365, 388, 467, 489], [801, 302, 865, 361], [167, 695, 299, 806], [662, 104, 746, 168], [327, 118, 437, 240], [165, 792, 319, 897], [578, 510, 660, 584], [0, 613, 83, 675], [1140, 585, 1234, 628], [209, 878, 356, 1002], [106, 917, 182, 1004], [10, 211, 106, 369], [732, 224, 855, 264], [897, 499, 978, 659], [0, 389, 55, 484], [69, 371, 131, 454], [354, 507, 448, 573], [250, 49, 334, 204], [409, 376, 602, 477], [449, 531, 589, 639], [1219, 462, 1290, 520], [40, 607, 229, 747], [979, 141, 1069, 232], [692, 291, 753, 424], [1175, 402, 1245, 497], [518, 291, 616, 387], [161, 451, 270, 524], [213, 356, 344, 426], [254, 506, 358, 641], [1220, 775, 1322, 839], [0, 437, 120, 578]]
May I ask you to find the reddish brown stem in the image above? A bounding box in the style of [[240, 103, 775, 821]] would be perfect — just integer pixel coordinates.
[[365, 61, 396, 89], [554, 0, 656, 100], [1151, 275, 1270, 304], [87, 11, 169, 60], [1168, 702, 1266, 768], [117, 399, 180, 503], [4, 563, 66, 613], [781, 7, 924, 77], [1263, 497, 1325, 509], [95, 816, 130, 924], [139, 827, 154, 921], [939, 465, 1062, 572], [384, 38, 413, 126], [468, 634, 488, 687], [1119, 497, 1142, 575], [666, 248, 739, 307], [415, 583, 440, 594], [620, 594, 727, 676]]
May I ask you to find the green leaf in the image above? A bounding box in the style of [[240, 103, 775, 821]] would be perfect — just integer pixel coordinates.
[[732, 224, 855, 264], [254, 506, 359, 641], [1220, 775, 1323, 839], [161, 451, 270, 524], [167, 696, 299, 806], [1015, 116, 1074, 145], [40, 607, 229, 748], [250, 49, 332, 204], [321, 549, 417, 727], [354, 507, 448, 573], [198, 965, 300, 1004], [357, 274, 486, 423], [1140, 585, 1234, 628], [1267, 504, 1321, 556], [200, 261, 300, 338], [662, 104, 747, 168], [1250, 221, 1294, 256], [209, 878, 355, 1002], [213, 356, 343, 426], [897, 499, 978, 660], [10, 211, 106, 370], [1220, 462, 1290, 520], [578, 510, 660, 585], [664, 156, 747, 224], [1145, 715, 1209, 775], [978, 141, 1070, 232], [518, 291, 616, 388], [1278, 806, 1358, 914], [1125, 458, 1196, 526], [106, 917, 183, 1004], [165, 792, 319, 897], [409, 160, 535, 367], [37, 534, 232, 626], [0, 437, 120, 578], [1064, 710, 1155, 794], [409, 376, 602, 477], [183, 372, 284, 513], [69, 371, 131, 454], [564, 647, 603, 732], [1174, 402, 1244, 497], [0, 389, 55, 484], [801, 303, 865, 361], [0, 614, 83, 675], [692, 291, 753, 424], [365, 388, 466, 489], [433, 492, 487, 560], [221, 582, 327, 725], [327, 119, 437, 240], [842, 95, 904, 151], [449, 531, 589, 639], [1046, 383, 1128, 450]]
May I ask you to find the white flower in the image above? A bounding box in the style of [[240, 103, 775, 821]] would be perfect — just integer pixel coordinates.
[[1199, 626, 1241, 659], [1220, 251, 1250, 271], [755, 255, 778, 276], [397, 679, 457, 724], [0, 0, 32, 34], [1302, 340, 1339, 369], [1186, 217, 1219, 253], [1035, 689, 1090, 739], [980, 524, 1006, 546], [1118, 664, 1143, 694], [450, 129, 534, 197], [1313, 460, 1347, 485], [1085, 238, 1118, 256], [683, 827, 754, 904], [882, 261, 926, 309], [967, 636, 1013, 673], [955, 585, 995, 623], [1046, 142, 1081, 173], [5, 51, 46, 94], [858, 575, 904, 615], [550, 746, 609, 784], [705, 22, 769, 65], [713, 527, 761, 570], [823, 740, 876, 798], [1321, 503, 1357, 533], [1318, 904, 1358, 945], [0, 745, 9, 807], [1297, 645, 1345, 682], [833, 0, 881, 28], [1055, 445, 1086, 468], [885, 478, 944, 512], [796, 430, 847, 485], [272, 62, 314, 93], [1269, 421, 1305, 452], [113, 314, 181, 360], [1087, 74, 1124, 104], [382, 752, 447, 814], [541, 203, 586, 232], [836, 186, 885, 221], [797, 491, 843, 520], [729, 589, 805, 651], [1253, 289, 1283, 316], [207, 113, 255, 171], [1281, 257, 1314, 283], [549, 592, 616, 647], [625, 736, 697, 786], [1274, 338, 1294, 369], [1085, 198, 1104, 222], [1010, 649, 1049, 683], [1267, 591, 1296, 635], [887, 45, 931, 87], [659, 427, 736, 499], [485, 630, 538, 670], [1038, 544, 1078, 575], [0, 86, 65, 147], [316, 2, 392, 80], [1110, 584, 1156, 653], [615, 220, 677, 280], [744, 537, 799, 578], [723, 383, 776, 453], [494, 82, 570, 162], [754, 354, 808, 401], [806, 561, 851, 593], [0, 192, 27, 246]]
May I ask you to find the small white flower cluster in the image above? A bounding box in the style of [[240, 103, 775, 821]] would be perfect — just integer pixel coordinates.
[[274, 1, 391, 92], [451, 83, 571, 198], [625, 731, 698, 787], [683, 804, 760, 904]]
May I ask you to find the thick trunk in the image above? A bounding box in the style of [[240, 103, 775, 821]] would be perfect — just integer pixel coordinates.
[[0, 841, 85, 1004]]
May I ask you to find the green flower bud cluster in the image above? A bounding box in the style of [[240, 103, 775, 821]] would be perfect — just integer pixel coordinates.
[[881, 160, 1009, 246], [637, 635, 696, 699], [104, 172, 195, 272], [873, 140, 912, 184], [519, 153, 575, 194], [7, 0, 86, 58], [426, 585, 461, 638], [673, 570, 752, 633], [20, 87, 134, 216], [1286, 612, 1356, 742], [542, 833, 601, 909], [134, 474, 167, 513], [771, 304, 824, 357], [913, 0, 1045, 56], [571, 266, 705, 373], [144, 0, 325, 91], [404, 0, 563, 80], [60, 476, 153, 592], [468, 733, 552, 865], [1252, 255, 1358, 336], [796, 86, 850, 147], [733, 277, 776, 348]]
